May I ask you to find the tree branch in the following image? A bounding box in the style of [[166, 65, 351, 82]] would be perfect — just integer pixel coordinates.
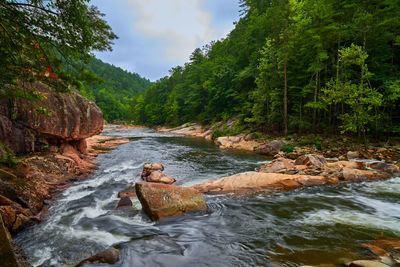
[[7, 2, 58, 15]]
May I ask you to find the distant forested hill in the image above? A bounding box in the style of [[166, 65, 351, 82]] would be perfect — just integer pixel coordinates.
[[80, 58, 152, 122]]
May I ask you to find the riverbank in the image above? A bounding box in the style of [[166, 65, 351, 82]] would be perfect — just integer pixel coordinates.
[[158, 123, 400, 164], [0, 127, 131, 265]]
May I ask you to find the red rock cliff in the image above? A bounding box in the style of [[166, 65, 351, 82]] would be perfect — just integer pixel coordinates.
[[0, 82, 103, 154]]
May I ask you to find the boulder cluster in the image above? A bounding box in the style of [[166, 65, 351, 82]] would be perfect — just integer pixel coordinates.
[[193, 154, 400, 195], [117, 163, 208, 221]]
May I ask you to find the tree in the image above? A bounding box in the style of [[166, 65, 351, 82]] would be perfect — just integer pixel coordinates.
[[0, 0, 117, 99], [322, 44, 383, 149]]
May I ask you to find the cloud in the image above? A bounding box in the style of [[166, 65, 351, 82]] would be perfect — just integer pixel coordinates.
[[91, 0, 240, 80], [127, 0, 215, 62]]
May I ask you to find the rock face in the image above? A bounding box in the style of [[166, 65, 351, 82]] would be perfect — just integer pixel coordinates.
[[0, 82, 103, 154], [0, 214, 18, 267], [76, 247, 119, 267], [135, 182, 208, 221]]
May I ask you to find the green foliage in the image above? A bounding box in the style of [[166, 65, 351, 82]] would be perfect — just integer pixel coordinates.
[[281, 144, 295, 153], [0, 142, 19, 167], [40, 144, 49, 151], [0, 0, 117, 100], [78, 58, 152, 122], [129, 0, 400, 141]]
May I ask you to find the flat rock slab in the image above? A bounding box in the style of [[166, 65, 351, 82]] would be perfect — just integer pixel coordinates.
[[192, 172, 332, 194], [135, 182, 208, 221]]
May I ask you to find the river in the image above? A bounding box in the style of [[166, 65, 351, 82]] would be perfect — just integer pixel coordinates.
[[15, 127, 400, 266]]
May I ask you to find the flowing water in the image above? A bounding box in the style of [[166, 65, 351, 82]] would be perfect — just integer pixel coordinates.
[[15, 128, 400, 267]]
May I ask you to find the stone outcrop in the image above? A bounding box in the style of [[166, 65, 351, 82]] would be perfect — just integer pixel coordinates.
[[76, 247, 119, 267], [0, 82, 103, 154], [192, 172, 332, 194], [194, 155, 399, 195], [0, 214, 18, 267], [135, 182, 208, 221], [255, 140, 283, 156]]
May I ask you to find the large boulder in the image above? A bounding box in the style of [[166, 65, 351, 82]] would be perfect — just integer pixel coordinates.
[[259, 158, 295, 173], [0, 83, 103, 154], [294, 154, 327, 167], [255, 140, 283, 156], [135, 182, 208, 221]]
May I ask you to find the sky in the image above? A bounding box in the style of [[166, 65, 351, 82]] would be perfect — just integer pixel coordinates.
[[90, 0, 241, 81]]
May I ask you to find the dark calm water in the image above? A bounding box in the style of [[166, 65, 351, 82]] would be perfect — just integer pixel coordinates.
[[15, 128, 400, 267]]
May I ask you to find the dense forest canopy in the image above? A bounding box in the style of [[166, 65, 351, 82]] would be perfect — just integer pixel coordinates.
[[0, 0, 117, 100], [131, 0, 400, 142], [79, 58, 152, 122]]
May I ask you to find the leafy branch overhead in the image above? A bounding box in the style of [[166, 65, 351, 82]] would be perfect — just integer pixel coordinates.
[[0, 0, 117, 99]]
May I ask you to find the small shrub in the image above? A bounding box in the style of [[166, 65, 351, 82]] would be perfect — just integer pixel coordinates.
[[315, 141, 322, 150], [0, 142, 19, 167], [281, 144, 295, 153], [40, 144, 49, 151]]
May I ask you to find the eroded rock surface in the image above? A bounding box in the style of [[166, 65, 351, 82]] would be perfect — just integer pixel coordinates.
[[135, 182, 208, 221], [194, 155, 399, 195], [0, 82, 103, 154]]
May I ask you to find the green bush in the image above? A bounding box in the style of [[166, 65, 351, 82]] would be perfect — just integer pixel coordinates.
[[0, 142, 19, 167], [281, 144, 295, 153]]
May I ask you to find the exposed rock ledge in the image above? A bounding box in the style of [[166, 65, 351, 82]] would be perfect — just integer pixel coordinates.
[[0, 82, 103, 155], [192, 154, 400, 195]]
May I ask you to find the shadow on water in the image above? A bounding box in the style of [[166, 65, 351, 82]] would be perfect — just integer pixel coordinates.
[[15, 128, 400, 266]]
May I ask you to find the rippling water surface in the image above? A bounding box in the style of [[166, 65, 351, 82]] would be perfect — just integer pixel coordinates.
[[15, 128, 400, 266]]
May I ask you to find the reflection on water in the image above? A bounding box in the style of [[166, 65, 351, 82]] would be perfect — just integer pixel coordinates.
[[15, 128, 400, 266]]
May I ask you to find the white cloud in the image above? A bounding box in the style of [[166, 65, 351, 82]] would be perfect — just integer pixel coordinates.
[[126, 0, 216, 62]]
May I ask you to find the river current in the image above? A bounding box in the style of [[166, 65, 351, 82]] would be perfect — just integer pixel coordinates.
[[15, 127, 400, 266]]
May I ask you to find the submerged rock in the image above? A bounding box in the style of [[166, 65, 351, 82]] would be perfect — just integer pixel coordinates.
[[76, 247, 119, 266], [117, 197, 133, 210], [135, 182, 208, 221]]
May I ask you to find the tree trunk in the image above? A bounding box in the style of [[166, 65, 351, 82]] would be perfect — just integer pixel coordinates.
[[283, 33, 288, 136]]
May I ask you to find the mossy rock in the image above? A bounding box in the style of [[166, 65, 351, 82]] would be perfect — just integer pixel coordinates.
[[0, 214, 18, 267]]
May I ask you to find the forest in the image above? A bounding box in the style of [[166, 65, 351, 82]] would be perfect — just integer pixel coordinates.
[[79, 58, 152, 122], [130, 0, 400, 143]]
